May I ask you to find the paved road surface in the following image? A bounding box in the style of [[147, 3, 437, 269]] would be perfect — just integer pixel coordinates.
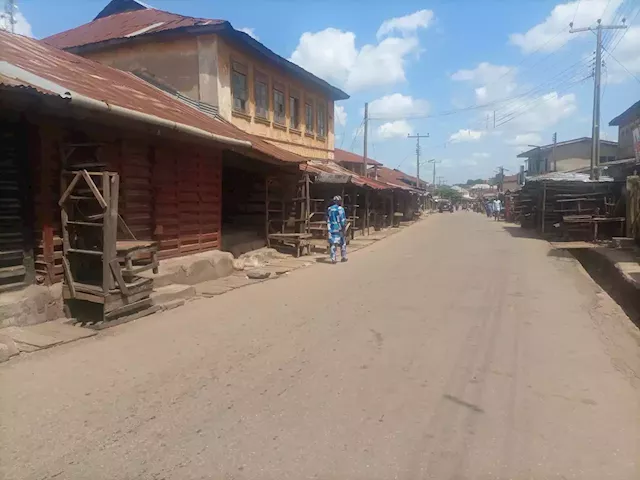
[[1, 213, 639, 479]]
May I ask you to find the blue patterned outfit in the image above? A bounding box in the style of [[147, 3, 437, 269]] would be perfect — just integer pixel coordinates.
[[327, 203, 347, 262]]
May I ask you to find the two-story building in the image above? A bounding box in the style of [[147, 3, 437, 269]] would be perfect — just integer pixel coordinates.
[[44, 0, 349, 161], [518, 137, 618, 175], [609, 100, 640, 161]]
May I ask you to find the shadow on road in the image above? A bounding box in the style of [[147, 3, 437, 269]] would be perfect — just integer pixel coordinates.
[[501, 224, 540, 239]]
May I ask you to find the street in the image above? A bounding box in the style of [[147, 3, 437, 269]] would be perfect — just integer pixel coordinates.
[[1, 213, 639, 480]]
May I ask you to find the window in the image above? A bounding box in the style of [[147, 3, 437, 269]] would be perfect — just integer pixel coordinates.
[[289, 91, 300, 130], [254, 71, 268, 119], [273, 83, 285, 125], [305, 101, 314, 133], [231, 61, 248, 112], [317, 102, 326, 137]]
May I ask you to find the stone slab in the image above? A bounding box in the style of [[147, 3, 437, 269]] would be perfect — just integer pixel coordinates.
[[194, 282, 233, 297], [150, 284, 196, 306], [0, 319, 96, 350], [161, 299, 186, 311]]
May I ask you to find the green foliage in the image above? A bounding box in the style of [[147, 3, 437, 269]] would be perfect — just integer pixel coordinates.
[[464, 178, 485, 186], [435, 185, 463, 202]]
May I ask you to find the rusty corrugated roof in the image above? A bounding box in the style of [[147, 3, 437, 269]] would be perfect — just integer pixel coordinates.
[[334, 148, 383, 166], [44, 8, 223, 50], [0, 31, 306, 165], [303, 160, 390, 190], [42, 6, 349, 101], [376, 167, 423, 192]]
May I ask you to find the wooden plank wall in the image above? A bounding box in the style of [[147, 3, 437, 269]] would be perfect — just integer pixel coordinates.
[[154, 144, 222, 258], [31, 125, 63, 285], [114, 140, 153, 241]]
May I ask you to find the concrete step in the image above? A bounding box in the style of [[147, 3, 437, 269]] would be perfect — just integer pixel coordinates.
[[150, 284, 195, 306]]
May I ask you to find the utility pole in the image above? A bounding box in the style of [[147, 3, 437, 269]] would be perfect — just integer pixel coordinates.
[[427, 158, 440, 190], [362, 102, 368, 177], [437, 176, 445, 186], [407, 133, 429, 190], [2, 0, 16, 33], [570, 18, 627, 179]]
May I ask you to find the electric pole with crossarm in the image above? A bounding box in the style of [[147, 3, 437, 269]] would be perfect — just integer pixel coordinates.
[[570, 18, 627, 179], [407, 133, 429, 190]]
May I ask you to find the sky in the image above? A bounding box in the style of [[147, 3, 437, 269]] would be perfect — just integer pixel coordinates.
[[4, 0, 640, 184]]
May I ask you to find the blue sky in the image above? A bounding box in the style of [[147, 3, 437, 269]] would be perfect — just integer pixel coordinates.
[[9, 0, 640, 184]]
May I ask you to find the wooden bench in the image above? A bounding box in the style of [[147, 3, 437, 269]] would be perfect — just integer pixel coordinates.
[[267, 233, 312, 257], [562, 216, 626, 242]]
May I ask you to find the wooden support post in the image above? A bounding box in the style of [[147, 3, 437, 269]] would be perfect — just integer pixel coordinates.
[[541, 183, 547, 234], [305, 174, 311, 234], [102, 172, 112, 293], [265, 178, 270, 246], [365, 190, 370, 236]]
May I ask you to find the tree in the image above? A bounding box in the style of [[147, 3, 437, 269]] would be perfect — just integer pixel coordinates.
[[435, 185, 463, 202], [465, 178, 484, 186]]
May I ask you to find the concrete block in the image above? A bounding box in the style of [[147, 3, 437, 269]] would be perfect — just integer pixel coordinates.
[[150, 285, 196, 306], [195, 281, 232, 297], [0, 334, 19, 362], [0, 283, 64, 329], [141, 250, 234, 287]]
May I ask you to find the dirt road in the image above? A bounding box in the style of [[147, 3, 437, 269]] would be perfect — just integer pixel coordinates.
[[1, 213, 639, 479]]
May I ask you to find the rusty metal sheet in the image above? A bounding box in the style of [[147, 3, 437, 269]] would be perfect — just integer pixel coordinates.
[[0, 31, 307, 166]]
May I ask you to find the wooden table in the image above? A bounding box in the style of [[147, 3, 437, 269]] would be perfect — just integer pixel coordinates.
[[562, 216, 626, 242], [267, 233, 312, 257]]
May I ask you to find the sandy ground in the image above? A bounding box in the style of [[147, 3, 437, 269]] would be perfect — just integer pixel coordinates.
[[1, 213, 639, 480]]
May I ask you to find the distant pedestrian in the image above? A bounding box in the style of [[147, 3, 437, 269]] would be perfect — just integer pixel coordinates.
[[327, 195, 347, 264], [493, 198, 502, 221], [485, 201, 492, 218]]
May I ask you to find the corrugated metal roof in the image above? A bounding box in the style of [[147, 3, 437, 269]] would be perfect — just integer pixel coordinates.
[[0, 31, 306, 165], [44, 9, 222, 50], [334, 148, 383, 166], [376, 166, 425, 192], [42, 7, 349, 101], [303, 160, 390, 190]]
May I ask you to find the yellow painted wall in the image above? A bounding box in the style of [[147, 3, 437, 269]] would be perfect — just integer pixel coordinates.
[[85, 38, 200, 100], [82, 34, 337, 160], [215, 36, 335, 160]]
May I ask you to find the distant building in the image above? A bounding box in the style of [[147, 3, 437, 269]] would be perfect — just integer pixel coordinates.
[[609, 100, 640, 161], [502, 174, 520, 192], [333, 148, 382, 178], [517, 137, 618, 174]]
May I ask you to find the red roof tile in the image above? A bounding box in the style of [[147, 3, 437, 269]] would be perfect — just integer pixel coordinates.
[[44, 9, 223, 50], [0, 31, 305, 165], [334, 148, 383, 166]]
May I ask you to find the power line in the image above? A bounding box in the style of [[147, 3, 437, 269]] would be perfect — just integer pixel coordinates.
[[603, 43, 640, 84]]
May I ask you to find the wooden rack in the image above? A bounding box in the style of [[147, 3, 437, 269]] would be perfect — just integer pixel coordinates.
[[59, 165, 156, 323]]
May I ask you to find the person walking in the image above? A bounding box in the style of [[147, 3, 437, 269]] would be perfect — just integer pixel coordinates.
[[327, 195, 348, 264], [492, 198, 502, 221]]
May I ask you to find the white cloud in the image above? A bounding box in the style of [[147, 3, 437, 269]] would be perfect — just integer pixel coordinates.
[[449, 129, 486, 143], [507, 133, 543, 146], [451, 62, 517, 104], [334, 105, 347, 127], [238, 27, 259, 40], [0, 6, 33, 37], [605, 25, 640, 83], [509, 0, 623, 54], [290, 11, 432, 92], [377, 9, 434, 39], [368, 93, 430, 119], [377, 120, 413, 139], [499, 91, 577, 132], [472, 152, 490, 158]]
